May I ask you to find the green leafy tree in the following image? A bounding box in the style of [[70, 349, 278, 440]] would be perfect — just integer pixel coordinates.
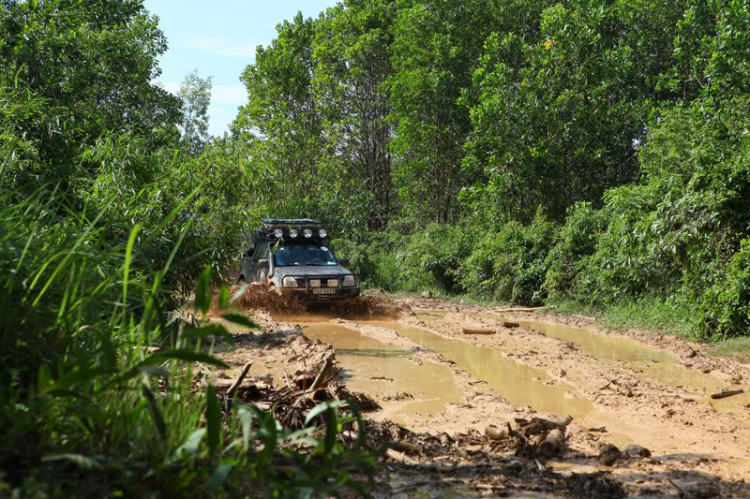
[[178, 69, 213, 155], [0, 0, 181, 196], [389, 0, 503, 224], [313, 0, 396, 233], [234, 13, 323, 210]]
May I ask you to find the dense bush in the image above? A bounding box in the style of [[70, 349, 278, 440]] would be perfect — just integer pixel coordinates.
[[402, 224, 477, 293], [702, 240, 750, 340], [460, 214, 557, 305], [545, 202, 609, 301]]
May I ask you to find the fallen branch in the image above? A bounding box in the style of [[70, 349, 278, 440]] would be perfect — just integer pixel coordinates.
[[521, 415, 573, 436], [226, 362, 253, 396], [462, 328, 496, 335], [539, 429, 565, 455], [309, 354, 335, 391], [385, 448, 418, 465], [485, 425, 509, 441], [710, 389, 744, 400], [495, 307, 544, 313]]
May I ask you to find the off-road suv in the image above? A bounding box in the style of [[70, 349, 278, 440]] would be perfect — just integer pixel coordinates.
[[239, 219, 360, 301]]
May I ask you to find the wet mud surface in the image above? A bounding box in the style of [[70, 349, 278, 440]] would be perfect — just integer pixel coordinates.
[[212, 289, 750, 497]]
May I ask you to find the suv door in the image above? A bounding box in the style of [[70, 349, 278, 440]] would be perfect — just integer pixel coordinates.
[[251, 241, 270, 283]]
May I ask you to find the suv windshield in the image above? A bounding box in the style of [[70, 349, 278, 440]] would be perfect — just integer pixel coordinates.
[[273, 244, 338, 267]]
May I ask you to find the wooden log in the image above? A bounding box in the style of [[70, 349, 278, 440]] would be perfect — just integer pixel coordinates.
[[495, 307, 544, 313], [711, 389, 744, 400], [485, 425, 510, 441], [385, 448, 418, 465], [539, 429, 565, 455], [309, 355, 335, 391], [462, 328, 496, 335], [503, 322, 521, 328], [523, 415, 574, 437], [226, 362, 253, 396]]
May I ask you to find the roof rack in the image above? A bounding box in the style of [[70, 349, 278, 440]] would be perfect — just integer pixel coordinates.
[[252, 219, 327, 242]]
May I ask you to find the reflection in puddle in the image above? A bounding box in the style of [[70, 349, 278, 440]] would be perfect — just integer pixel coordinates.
[[503, 318, 675, 364], [415, 310, 750, 412], [300, 323, 463, 423], [366, 322, 594, 419]]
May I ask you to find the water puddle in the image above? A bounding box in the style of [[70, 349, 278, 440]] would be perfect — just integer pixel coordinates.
[[500, 318, 675, 364], [413, 310, 749, 412], [300, 323, 464, 423], [366, 321, 594, 419]]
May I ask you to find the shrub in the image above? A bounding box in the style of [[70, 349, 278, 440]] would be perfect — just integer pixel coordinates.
[[402, 223, 477, 293], [461, 213, 558, 305], [545, 202, 609, 301], [701, 239, 750, 340]]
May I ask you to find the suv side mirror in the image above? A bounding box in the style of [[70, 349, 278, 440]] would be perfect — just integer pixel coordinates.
[[244, 247, 255, 258], [258, 259, 269, 270], [339, 258, 349, 269]]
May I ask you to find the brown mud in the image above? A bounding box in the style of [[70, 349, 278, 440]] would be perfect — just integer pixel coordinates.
[[211, 289, 750, 497]]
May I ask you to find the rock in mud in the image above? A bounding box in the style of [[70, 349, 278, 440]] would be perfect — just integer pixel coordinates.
[[599, 443, 622, 466], [624, 444, 651, 458]]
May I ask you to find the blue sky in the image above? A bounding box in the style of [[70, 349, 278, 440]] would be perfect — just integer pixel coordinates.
[[144, 0, 339, 136]]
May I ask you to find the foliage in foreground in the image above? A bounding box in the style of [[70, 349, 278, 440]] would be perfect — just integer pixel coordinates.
[[0, 192, 375, 497]]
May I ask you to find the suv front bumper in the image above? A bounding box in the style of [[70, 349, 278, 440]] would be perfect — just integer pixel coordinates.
[[279, 275, 360, 301]]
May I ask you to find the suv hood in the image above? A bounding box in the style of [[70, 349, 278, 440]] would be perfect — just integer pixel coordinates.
[[273, 265, 352, 279]]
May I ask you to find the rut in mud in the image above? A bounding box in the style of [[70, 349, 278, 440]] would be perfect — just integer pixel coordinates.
[[215, 288, 750, 497]]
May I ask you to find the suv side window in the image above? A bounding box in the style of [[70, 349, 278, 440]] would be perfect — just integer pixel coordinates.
[[253, 242, 270, 263]]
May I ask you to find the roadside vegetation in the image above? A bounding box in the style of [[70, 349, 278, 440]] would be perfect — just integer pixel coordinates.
[[3, 0, 750, 496], [230, 0, 750, 345]]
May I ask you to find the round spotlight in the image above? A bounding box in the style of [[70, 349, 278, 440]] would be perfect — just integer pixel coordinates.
[[303, 229, 313, 238], [274, 229, 283, 238], [290, 229, 298, 238], [319, 229, 327, 238]]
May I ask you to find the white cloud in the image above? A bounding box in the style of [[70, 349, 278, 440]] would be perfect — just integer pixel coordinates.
[[186, 36, 258, 58]]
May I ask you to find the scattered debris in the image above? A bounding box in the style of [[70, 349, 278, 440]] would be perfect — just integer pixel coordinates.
[[383, 392, 415, 401]]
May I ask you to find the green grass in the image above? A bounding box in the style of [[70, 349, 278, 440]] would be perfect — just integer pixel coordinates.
[[0, 190, 376, 497], [708, 338, 750, 364], [546, 297, 702, 340]]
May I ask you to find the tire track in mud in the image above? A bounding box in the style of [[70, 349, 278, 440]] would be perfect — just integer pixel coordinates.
[[227, 289, 750, 496]]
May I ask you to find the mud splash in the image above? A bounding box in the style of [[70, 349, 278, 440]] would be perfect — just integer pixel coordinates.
[[367, 321, 595, 419], [299, 323, 463, 423], [232, 286, 403, 322]]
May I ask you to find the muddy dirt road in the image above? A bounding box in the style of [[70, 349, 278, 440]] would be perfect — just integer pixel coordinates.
[[213, 292, 750, 497]]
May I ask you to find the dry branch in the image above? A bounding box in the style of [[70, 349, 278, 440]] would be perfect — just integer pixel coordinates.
[[495, 307, 544, 313], [462, 328, 496, 335], [226, 362, 253, 397], [539, 429, 565, 455], [710, 389, 744, 400]]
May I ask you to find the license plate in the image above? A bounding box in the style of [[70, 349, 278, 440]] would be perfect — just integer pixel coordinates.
[[313, 288, 336, 295]]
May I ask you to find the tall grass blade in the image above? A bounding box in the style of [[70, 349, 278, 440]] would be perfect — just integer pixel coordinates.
[[206, 385, 220, 456], [141, 384, 167, 442]]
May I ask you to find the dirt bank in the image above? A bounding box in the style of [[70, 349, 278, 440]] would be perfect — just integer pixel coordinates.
[[214, 290, 750, 497]]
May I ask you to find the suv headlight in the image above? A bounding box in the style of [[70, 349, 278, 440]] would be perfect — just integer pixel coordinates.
[[342, 275, 357, 287], [282, 276, 298, 288]]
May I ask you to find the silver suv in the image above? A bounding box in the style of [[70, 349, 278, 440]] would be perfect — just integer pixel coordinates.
[[239, 219, 360, 302]]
